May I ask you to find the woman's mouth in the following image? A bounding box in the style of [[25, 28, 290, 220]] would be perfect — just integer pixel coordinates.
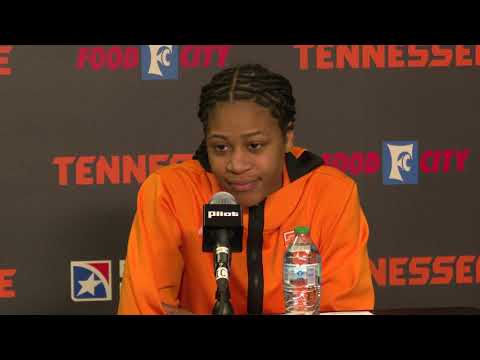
[[227, 180, 258, 192]]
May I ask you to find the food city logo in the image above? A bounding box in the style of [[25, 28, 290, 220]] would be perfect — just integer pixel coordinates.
[[71, 260, 112, 302], [0, 45, 13, 76], [75, 45, 232, 79], [0, 268, 16, 298], [322, 142, 470, 185], [382, 141, 418, 185], [369, 255, 480, 287], [293, 45, 480, 70]]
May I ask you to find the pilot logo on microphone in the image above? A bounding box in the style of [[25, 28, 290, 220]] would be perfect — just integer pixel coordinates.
[[208, 210, 240, 219], [141, 45, 179, 80], [382, 141, 419, 185]]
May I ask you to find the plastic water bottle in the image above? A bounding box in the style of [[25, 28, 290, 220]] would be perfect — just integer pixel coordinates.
[[283, 226, 321, 315]]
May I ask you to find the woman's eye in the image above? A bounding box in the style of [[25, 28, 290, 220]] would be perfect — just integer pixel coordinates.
[[215, 144, 229, 152], [249, 143, 263, 151]]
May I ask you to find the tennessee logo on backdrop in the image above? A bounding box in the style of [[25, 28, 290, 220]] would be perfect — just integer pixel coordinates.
[[370, 256, 480, 287], [0, 268, 16, 298], [0, 45, 13, 76], [52, 153, 193, 186], [71, 260, 112, 302], [294, 45, 480, 70]]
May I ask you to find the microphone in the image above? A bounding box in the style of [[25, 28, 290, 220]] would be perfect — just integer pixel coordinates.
[[202, 192, 243, 315]]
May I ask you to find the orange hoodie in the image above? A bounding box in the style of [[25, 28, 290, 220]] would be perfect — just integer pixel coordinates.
[[118, 147, 374, 314]]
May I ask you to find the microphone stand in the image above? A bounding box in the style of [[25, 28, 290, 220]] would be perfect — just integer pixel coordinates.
[[212, 229, 234, 315], [212, 279, 234, 315]]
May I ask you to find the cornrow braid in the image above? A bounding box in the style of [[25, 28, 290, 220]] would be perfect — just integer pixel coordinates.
[[198, 64, 296, 134], [194, 64, 296, 164]]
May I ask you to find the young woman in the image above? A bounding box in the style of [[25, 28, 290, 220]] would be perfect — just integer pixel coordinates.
[[118, 64, 374, 315]]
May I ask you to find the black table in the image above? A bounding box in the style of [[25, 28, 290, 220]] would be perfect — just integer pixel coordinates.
[[372, 307, 480, 315]]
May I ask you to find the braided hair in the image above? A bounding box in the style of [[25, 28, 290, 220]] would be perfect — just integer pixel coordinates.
[[193, 64, 296, 161]]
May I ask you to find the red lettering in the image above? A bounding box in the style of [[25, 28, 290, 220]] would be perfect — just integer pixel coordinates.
[[320, 152, 381, 175], [316, 46, 334, 70], [389, 257, 408, 286], [0, 269, 16, 298], [349, 152, 364, 176], [420, 150, 441, 173], [365, 152, 381, 174], [76, 156, 96, 185], [90, 47, 106, 70], [180, 46, 201, 68], [455, 149, 470, 172], [407, 45, 429, 67], [320, 153, 332, 166], [214, 45, 232, 68], [430, 45, 452, 67], [200, 46, 214, 68], [455, 45, 473, 67], [362, 46, 385, 69], [431, 256, 456, 285], [387, 45, 405, 68], [178, 45, 231, 69], [197, 46, 232, 68], [456, 255, 476, 284], [475, 45, 480, 66], [421, 149, 470, 174], [52, 156, 76, 186], [96, 156, 120, 185], [0, 45, 12, 76], [477, 256, 480, 284], [442, 149, 455, 173], [75, 48, 90, 70], [294, 45, 315, 70], [106, 46, 122, 71], [124, 47, 139, 69], [330, 152, 349, 173], [336, 45, 360, 69], [408, 257, 432, 286], [369, 258, 387, 287], [77, 47, 138, 71], [123, 155, 146, 184]]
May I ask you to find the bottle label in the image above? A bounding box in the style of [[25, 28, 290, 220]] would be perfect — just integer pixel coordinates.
[[284, 263, 319, 286], [289, 244, 311, 253]]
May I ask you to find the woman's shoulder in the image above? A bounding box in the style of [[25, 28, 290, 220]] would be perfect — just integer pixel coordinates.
[[308, 165, 357, 192], [139, 159, 208, 194]]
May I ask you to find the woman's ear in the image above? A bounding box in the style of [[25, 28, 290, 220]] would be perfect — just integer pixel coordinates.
[[285, 122, 294, 153]]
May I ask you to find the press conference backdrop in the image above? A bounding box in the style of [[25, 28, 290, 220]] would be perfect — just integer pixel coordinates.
[[0, 45, 478, 314]]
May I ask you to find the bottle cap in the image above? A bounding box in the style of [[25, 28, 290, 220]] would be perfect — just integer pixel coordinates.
[[294, 226, 310, 234]]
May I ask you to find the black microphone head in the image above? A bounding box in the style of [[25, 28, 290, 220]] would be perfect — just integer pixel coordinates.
[[203, 192, 243, 253]]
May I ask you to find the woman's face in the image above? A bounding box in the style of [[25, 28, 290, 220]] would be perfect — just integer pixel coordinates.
[[206, 101, 293, 208]]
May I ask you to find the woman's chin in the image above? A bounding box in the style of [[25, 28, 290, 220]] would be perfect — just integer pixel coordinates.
[[235, 193, 266, 209]]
